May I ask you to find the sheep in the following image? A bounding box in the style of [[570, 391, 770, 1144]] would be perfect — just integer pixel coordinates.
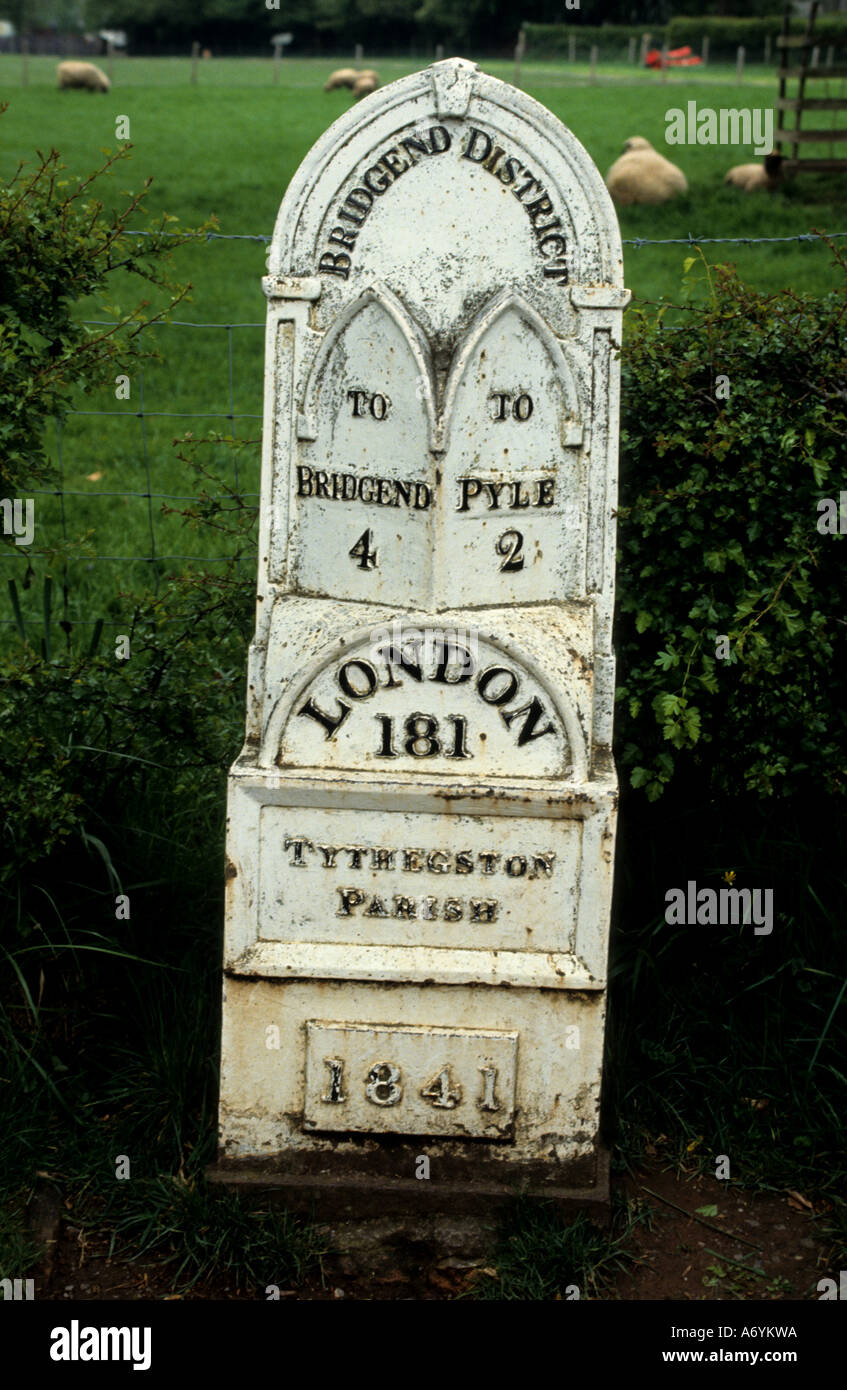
[[724, 154, 783, 192], [324, 67, 359, 91], [352, 72, 379, 99], [605, 136, 687, 206], [56, 60, 111, 93]]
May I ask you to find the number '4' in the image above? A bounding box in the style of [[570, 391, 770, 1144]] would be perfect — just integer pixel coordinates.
[[420, 1066, 462, 1109], [349, 528, 378, 570]]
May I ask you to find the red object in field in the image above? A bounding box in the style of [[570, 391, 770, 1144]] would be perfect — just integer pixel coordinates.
[[645, 46, 702, 69]]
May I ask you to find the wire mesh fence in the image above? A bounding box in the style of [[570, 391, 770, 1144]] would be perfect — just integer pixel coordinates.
[[1, 49, 821, 92], [2, 229, 845, 635], [1, 310, 265, 635]]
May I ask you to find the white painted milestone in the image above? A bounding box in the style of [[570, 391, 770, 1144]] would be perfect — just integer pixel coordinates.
[[215, 59, 629, 1204]]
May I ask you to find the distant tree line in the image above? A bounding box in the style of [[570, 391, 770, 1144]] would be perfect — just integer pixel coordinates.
[[11, 0, 833, 55]]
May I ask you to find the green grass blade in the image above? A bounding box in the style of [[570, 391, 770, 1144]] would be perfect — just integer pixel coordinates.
[[808, 973, 847, 1074], [42, 575, 52, 661], [7, 578, 26, 640]]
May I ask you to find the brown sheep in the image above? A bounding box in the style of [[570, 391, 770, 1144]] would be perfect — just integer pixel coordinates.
[[352, 73, 379, 99], [725, 153, 783, 192], [324, 68, 359, 91], [605, 136, 687, 206], [57, 60, 111, 93]]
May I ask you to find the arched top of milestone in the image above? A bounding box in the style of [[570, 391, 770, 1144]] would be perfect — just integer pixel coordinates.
[[267, 57, 624, 295]]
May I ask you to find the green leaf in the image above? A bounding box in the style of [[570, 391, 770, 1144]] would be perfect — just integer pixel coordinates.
[[811, 455, 829, 488], [654, 650, 678, 671]]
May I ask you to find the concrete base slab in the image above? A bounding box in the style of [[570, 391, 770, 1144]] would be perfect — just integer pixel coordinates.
[[206, 1146, 610, 1271]]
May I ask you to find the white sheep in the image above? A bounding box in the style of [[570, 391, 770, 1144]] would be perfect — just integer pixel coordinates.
[[605, 136, 688, 206], [324, 67, 359, 91], [724, 155, 783, 192], [352, 72, 379, 99], [57, 60, 111, 92]]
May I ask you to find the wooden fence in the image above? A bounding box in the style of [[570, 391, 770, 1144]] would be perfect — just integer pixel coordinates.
[[775, 1, 847, 174]]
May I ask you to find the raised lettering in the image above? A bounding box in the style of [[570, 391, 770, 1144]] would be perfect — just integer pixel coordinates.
[[337, 659, 378, 700], [297, 696, 351, 739], [501, 696, 556, 746]]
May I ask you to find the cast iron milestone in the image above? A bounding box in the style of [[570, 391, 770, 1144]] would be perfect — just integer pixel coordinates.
[[212, 58, 630, 1217]]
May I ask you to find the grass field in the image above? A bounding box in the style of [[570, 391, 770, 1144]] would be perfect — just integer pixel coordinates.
[[2, 57, 845, 1299], [3, 53, 847, 630]]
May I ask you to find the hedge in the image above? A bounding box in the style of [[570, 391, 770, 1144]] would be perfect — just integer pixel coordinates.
[[667, 14, 847, 56], [523, 16, 847, 63], [616, 251, 847, 801], [523, 24, 667, 59]]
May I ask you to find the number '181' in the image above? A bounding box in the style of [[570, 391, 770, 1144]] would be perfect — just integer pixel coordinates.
[[375, 713, 471, 759]]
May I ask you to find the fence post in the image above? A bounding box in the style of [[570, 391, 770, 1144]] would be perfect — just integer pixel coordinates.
[[21, 35, 28, 87], [435, 43, 444, 61], [736, 44, 745, 84], [191, 40, 199, 85], [661, 41, 668, 81], [354, 43, 363, 63], [628, 35, 636, 64], [569, 33, 575, 64], [590, 44, 598, 83], [639, 33, 649, 67], [107, 39, 114, 85], [513, 29, 525, 88], [775, 6, 790, 166], [702, 35, 709, 67], [765, 35, 772, 65], [792, 4, 821, 169], [826, 44, 834, 67]]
